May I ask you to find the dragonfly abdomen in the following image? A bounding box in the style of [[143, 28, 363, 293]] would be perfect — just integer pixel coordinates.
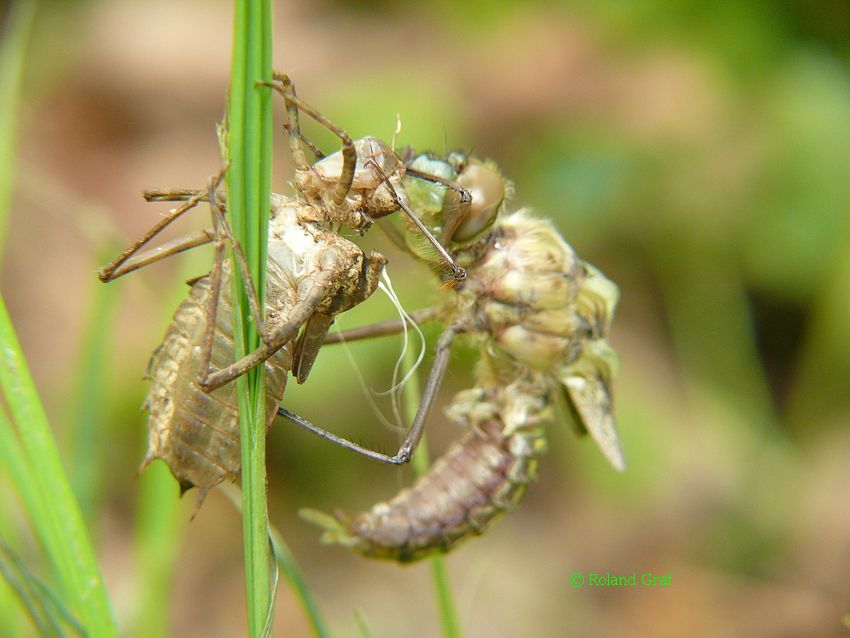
[[304, 382, 548, 562], [143, 271, 291, 501]]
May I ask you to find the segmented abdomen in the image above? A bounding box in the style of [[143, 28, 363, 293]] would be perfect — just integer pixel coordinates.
[[303, 379, 550, 562], [144, 270, 291, 501], [303, 192, 620, 561]]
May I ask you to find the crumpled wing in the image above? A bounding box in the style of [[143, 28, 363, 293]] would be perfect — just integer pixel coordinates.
[[559, 355, 625, 472], [559, 262, 625, 471]]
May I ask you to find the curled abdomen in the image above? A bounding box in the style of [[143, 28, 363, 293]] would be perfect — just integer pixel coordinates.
[[302, 417, 546, 563]]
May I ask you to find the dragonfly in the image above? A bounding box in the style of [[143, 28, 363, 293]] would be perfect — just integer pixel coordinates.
[[294, 150, 623, 562], [98, 73, 464, 506]]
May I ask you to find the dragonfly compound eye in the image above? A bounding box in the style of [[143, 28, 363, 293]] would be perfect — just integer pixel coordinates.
[[452, 162, 505, 242]]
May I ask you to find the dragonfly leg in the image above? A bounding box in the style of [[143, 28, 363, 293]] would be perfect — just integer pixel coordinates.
[[143, 188, 207, 203], [279, 326, 456, 464], [366, 158, 466, 281], [278, 407, 408, 465], [197, 196, 227, 384], [205, 186, 267, 338], [264, 72, 356, 207], [199, 275, 333, 391], [282, 122, 325, 159], [97, 174, 221, 282], [321, 307, 438, 345], [259, 71, 357, 206], [405, 166, 473, 244], [104, 229, 215, 281], [393, 326, 457, 462]]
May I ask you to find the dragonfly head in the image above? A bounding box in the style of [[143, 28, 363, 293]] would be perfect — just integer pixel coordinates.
[[447, 154, 506, 242], [404, 151, 510, 264]]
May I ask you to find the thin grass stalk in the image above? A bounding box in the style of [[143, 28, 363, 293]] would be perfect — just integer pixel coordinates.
[[403, 347, 463, 638], [228, 0, 274, 634], [0, 0, 37, 266], [268, 528, 331, 638], [353, 609, 374, 638], [0, 296, 118, 636], [220, 484, 332, 638]]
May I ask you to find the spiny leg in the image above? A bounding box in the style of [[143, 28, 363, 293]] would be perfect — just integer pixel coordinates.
[[262, 72, 356, 207], [143, 188, 208, 203], [199, 274, 335, 391], [279, 407, 407, 465], [206, 192, 268, 339], [282, 122, 326, 159], [366, 158, 466, 281], [195, 171, 287, 388], [278, 326, 457, 464], [404, 164, 476, 246], [321, 307, 438, 345], [196, 176, 231, 383], [142, 174, 268, 341], [404, 165, 472, 207], [98, 186, 212, 282], [105, 229, 215, 281]]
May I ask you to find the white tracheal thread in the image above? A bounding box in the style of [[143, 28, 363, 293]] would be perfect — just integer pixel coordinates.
[[374, 268, 426, 434], [332, 266, 426, 435], [391, 114, 403, 155]]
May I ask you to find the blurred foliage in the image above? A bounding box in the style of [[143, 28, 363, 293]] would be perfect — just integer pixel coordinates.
[[0, 0, 848, 636]]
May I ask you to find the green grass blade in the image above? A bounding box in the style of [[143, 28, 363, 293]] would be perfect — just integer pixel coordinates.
[[221, 484, 332, 638], [0, 539, 66, 638], [0, 0, 38, 265], [268, 527, 332, 638], [0, 5, 45, 628], [132, 458, 185, 638], [0, 535, 85, 637], [353, 609, 374, 638], [0, 409, 42, 539], [0, 295, 118, 636], [403, 347, 463, 638], [228, 0, 274, 634], [67, 268, 120, 519], [0, 412, 51, 638]]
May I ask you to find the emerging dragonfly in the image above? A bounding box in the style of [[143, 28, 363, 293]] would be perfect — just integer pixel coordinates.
[[296, 150, 623, 562], [98, 73, 463, 505]]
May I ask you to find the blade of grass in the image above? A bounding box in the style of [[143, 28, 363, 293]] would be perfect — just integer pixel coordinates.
[[0, 295, 118, 636], [0, 407, 41, 637], [353, 609, 374, 638], [0, 409, 42, 547], [0, 538, 65, 638], [0, 0, 38, 266], [132, 458, 185, 638], [220, 484, 332, 638], [268, 527, 331, 638], [67, 265, 121, 519], [403, 347, 463, 638], [228, 0, 274, 634], [0, 535, 85, 637]]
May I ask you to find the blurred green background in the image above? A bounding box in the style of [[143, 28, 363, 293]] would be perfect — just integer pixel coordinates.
[[1, 0, 849, 636]]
